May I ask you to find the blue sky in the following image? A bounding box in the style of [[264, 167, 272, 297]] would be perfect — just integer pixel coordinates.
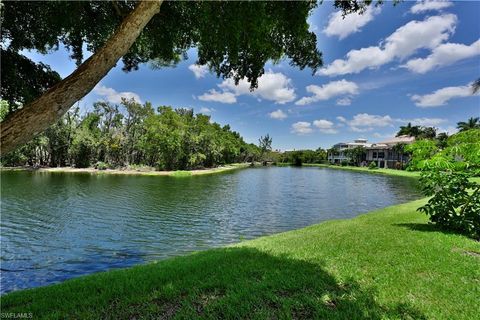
[[24, 0, 480, 150]]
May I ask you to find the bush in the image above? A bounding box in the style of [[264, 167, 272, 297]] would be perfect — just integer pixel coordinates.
[[95, 161, 108, 170], [368, 161, 377, 170], [340, 160, 348, 166], [418, 170, 480, 239], [292, 154, 303, 166]]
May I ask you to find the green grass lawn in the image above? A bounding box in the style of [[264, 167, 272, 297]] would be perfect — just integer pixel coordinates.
[[3, 199, 479, 319], [302, 163, 421, 178]]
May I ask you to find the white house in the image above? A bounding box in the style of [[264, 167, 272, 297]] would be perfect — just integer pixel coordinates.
[[327, 138, 371, 164], [366, 135, 415, 169]]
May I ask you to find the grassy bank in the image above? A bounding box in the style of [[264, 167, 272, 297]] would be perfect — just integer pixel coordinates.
[[301, 163, 421, 178], [3, 199, 479, 319], [0, 163, 250, 177]]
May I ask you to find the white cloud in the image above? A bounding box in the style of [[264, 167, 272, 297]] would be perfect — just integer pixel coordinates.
[[398, 117, 447, 127], [411, 83, 475, 107], [340, 113, 394, 132], [291, 122, 314, 135], [336, 97, 352, 106], [269, 109, 288, 120], [410, 0, 453, 14], [437, 125, 458, 135], [93, 84, 142, 104], [219, 71, 296, 104], [198, 89, 237, 104], [199, 107, 215, 114], [188, 64, 209, 79], [319, 14, 457, 76], [313, 119, 338, 134], [295, 80, 358, 105], [323, 6, 381, 40], [402, 39, 480, 74], [373, 132, 395, 139], [198, 71, 295, 104], [349, 113, 393, 127]]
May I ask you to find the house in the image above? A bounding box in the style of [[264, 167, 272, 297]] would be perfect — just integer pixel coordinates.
[[365, 135, 415, 169], [327, 138, 371, 164], [327, 135, 415, 168]]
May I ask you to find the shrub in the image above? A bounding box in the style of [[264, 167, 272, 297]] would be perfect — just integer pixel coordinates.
[[95, 161, 108, 170], [418, 170, 480, 239], [340, 160, 348, 166], [292, 153, 303, 166], [368, 161, 377, 170]]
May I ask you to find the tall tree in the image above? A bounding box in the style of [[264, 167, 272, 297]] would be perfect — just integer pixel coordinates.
[[397, 123, 421, 137], [0, 0, 379, 155], [472, 78, 480, 94], [457, 117, 480, 132], [397, 123, 437, 139], [259, 134, 273, 159]]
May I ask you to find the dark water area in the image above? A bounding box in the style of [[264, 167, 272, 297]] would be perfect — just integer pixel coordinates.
[[0, 167, 421, 293]]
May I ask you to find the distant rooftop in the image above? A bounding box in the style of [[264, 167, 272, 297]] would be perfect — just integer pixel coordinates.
[[330, 136, 414, 150]]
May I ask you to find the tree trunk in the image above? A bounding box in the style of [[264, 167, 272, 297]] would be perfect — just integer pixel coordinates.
[[1, 0, 163, 155]]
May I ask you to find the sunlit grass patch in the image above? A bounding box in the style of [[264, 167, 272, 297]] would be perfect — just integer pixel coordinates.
[[169, 170, 193, 177]]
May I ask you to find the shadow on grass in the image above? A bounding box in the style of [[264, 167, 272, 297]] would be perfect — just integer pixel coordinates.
[[2, 248, 426, 319], [396, 222, 470, 238]]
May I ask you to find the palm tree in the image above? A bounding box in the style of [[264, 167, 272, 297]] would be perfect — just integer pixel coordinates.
[[418, 126, 437, 139], [472, 78, 480, 94], [396, 122, 422, 137], [456, 117, 480, 132]]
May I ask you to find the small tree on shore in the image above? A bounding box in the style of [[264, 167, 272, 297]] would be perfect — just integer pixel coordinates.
[[416, 129, 480, 239], [259, 134, 273, 163]]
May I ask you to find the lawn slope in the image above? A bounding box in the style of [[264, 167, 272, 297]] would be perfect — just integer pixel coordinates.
[[302, 163, 421, 178], [2, 199, 479, 319]]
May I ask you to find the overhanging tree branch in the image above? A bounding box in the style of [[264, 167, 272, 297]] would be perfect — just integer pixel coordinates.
[[1, 0, 163, 155]]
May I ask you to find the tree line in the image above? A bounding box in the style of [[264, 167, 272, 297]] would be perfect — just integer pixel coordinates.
[[0, 99, 262, 170]]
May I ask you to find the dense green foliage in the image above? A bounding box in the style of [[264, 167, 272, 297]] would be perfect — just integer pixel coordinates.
[[1, 1, 323, 102], [404, 139, 439, 171], [0, 49, 61, 110], [280, 149, 327, 166], [3, 199, 479, 319], [406, 129, 480, 172], [419, 171, 479, 239], [344, 146, 366, 166], [408, 129, 480, 239], [0, 99, 261, 170]]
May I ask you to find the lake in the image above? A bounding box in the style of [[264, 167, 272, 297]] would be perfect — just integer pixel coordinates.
[[0, 167, 420, 293]]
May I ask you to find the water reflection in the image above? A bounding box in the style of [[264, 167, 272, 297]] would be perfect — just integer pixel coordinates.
[[0, 167, 420, 293]]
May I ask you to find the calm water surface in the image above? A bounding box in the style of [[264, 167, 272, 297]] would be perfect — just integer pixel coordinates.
[[0, 167, 420, 293]]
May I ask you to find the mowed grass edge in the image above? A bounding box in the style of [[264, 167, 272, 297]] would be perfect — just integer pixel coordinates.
[[2, 198, 479, 319]]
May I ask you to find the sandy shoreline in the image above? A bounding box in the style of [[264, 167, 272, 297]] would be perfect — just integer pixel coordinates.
[[0, 163, 251, 177]]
